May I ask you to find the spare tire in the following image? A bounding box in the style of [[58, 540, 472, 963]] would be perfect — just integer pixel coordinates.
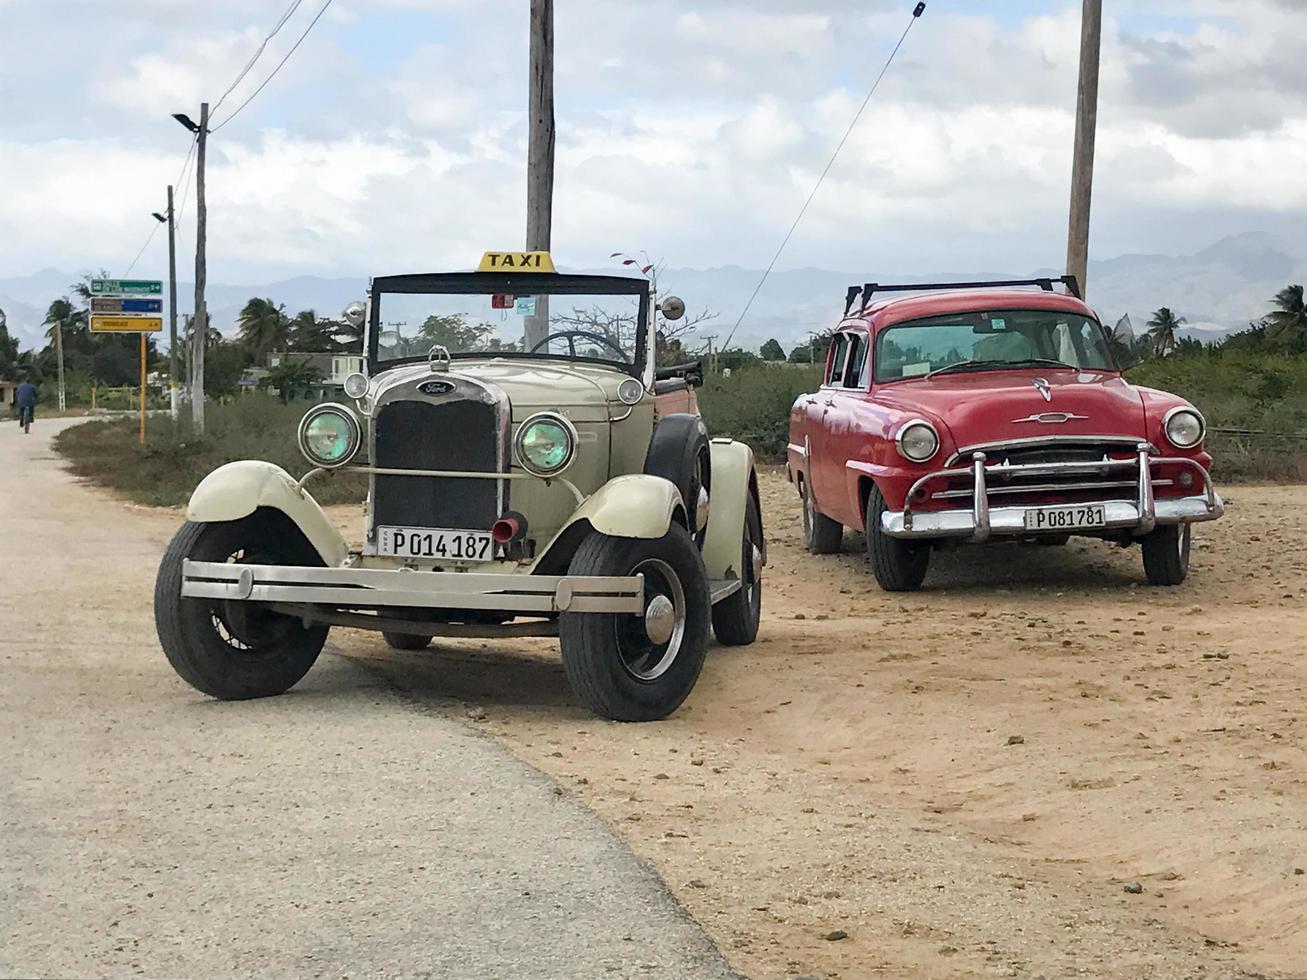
[[644, 413, 711, 542]]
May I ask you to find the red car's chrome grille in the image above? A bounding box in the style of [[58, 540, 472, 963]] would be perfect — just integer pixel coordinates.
[[919, 441, 1188, 512]]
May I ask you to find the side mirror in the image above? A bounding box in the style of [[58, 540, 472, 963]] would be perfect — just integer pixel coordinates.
[[658, 296, 686, 321], [342, 301, 366, 329]]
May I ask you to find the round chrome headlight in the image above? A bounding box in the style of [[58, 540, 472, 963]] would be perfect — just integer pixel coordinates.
[[617, 377, 644, 406], [515, 411, 578, 477], [1164, 407, 1205, 449], [298, 403, 361, 468], [343, 372, 369, 400], [896, 419, 940, 463]]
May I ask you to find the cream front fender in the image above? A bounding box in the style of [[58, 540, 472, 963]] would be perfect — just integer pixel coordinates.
[[186, 460, 349, 567], [533, 474, 686, 571], [701, 439, 762, 580]]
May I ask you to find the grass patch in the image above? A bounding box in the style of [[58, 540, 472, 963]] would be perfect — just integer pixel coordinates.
[[698, 363, 822, 462], [1130, 353, 1307, 482], [55, 398, 368, 508]]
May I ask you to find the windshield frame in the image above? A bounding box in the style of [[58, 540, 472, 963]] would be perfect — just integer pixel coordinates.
[[366, 271, 651, 379], [872, 307, 1119, 384]]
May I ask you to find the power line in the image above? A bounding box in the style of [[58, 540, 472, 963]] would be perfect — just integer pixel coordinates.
[[210, 0, 335, 133], [721, 1, 927, 349], [174, 134, 200, 236], [124, 220, 162, 276], [212, 0, 307, 115], [122, 134, 196, 276]]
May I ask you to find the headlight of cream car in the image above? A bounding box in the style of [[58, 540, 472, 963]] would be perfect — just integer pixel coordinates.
[[298, 403, 361, 468], [515, 411, 578, 476], [343, 372, 369, 399], [896, 419, 940, 463], [1164, 407, 1205, 449]]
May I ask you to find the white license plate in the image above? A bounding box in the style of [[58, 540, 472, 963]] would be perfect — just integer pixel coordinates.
[[377, 526, 494, 561], [1024, 504, 1107, 532]]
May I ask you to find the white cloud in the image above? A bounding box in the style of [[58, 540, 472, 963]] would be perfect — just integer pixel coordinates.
[[1, 0, 1306, 289]]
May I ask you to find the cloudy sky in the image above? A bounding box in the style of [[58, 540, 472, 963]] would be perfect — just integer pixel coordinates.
[[1, 0, 1305, 286]]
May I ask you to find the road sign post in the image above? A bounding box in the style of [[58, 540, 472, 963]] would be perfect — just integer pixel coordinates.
[[90, 278, 162, 444], [140, 334, 147, 445]]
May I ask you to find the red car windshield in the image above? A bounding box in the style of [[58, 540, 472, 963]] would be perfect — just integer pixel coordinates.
[[874, 308, 1115, 382]]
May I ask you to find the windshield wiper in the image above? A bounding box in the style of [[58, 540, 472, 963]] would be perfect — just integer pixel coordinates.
[[926, 357, 1077, 379], [925, 359, 1005, 379], [1003, 358, 1078, 370]]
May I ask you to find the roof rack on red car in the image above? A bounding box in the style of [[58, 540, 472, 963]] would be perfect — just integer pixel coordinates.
[[843, 275, 1082, 316]]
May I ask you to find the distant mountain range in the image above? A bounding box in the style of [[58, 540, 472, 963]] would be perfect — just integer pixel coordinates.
[[2, 232, 1300, 356]]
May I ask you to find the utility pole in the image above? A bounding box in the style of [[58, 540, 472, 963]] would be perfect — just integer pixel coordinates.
[[193, 102, 208, 431], [523, 0, 554, 351], [54, 314, 66, 411], [1066, 0, 1102, 298], [175, 104, 208, 430], [701, 334, 718, 375], [154, 186, 178, 419]]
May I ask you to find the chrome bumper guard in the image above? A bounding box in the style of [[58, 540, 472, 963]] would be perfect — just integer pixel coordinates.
[[882, 443, 1224, 541], [180, 560, 645, 615]]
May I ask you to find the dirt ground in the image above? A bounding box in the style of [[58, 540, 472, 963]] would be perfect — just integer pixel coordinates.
[[334, 470, 1307, 979]]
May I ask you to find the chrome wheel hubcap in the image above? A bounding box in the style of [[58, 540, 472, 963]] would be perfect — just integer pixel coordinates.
[[644, 594, 676, 645], [618, 557, 686, 681]]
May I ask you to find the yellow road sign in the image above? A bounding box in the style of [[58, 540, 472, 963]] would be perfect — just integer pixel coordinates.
[[477, 250, 556, 273], [90, 314, 163, 333]]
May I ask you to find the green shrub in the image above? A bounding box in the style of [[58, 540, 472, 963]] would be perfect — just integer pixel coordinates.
[[698, 363, 822, 461], [56, 396, 368, 507]]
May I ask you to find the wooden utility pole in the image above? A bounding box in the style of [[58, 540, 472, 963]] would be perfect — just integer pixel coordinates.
[[166, 184, 178, 420], [1066, 0, 1102, 298], [54, 316, 66, 411], [192, 101, 209, 432], [523, 0, 555, 351]]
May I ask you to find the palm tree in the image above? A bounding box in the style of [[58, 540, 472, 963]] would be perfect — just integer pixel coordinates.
[[287, 309, 339, 352], [181, 313, 222, 349], [1145, 307, 1186, 358], [237, 298, 290, 358], [1266, 284, 1307, 351]]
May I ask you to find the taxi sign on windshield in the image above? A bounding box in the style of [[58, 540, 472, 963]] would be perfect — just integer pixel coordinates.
[[478, 250, 555, 273]]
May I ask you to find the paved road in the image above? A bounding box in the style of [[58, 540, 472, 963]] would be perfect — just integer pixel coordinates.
[[0, 418, 736, 979]]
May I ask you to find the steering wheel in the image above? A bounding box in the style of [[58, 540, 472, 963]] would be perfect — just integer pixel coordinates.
[[529, 330, 627, 360]]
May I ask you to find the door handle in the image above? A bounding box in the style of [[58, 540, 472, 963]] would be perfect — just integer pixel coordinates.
[[804, 398, 817, 406], [823, 398, 835, 407]]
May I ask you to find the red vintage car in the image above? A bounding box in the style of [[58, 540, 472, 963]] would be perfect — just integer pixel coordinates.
[[786, 277, 1224, 591]]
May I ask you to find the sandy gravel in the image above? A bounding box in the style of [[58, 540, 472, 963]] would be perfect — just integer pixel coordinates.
[[345, 470, 1306, 979], [14, 412, 1306, 979]]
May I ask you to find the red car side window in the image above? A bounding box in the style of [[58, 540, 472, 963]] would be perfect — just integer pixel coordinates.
[[826, 334, 850, 385]]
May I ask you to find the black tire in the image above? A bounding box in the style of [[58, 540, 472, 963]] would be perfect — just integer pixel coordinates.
[[711, 490, 763, 646], [865, 484, 930, 592], [559, 524, 710, 722], [383, 632, 433, 651], [644, 414, 711, 541], [1141, 523, 1191, 586], [154, 510, 330, 700], [800, 476, 842, 554]]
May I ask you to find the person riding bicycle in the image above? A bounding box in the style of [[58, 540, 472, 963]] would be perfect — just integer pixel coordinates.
[[15, 377, 37, 432]]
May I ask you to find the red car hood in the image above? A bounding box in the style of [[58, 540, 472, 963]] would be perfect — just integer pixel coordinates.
[[876, 369, 1146, 449]]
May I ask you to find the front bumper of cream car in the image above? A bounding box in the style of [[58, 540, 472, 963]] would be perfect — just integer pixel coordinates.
[[180, 560, 647, 615], [880, 443, 1224, 541]]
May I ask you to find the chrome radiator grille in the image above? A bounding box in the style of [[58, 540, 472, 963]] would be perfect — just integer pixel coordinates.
[[933, 440, 1165, 505], [371, 396, 506, 530]]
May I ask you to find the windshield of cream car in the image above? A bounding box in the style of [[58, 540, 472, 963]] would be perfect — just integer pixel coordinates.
[[370, 286, 647, 372]]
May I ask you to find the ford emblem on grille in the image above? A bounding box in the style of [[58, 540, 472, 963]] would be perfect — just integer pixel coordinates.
[[418, 380, 455, 396]]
